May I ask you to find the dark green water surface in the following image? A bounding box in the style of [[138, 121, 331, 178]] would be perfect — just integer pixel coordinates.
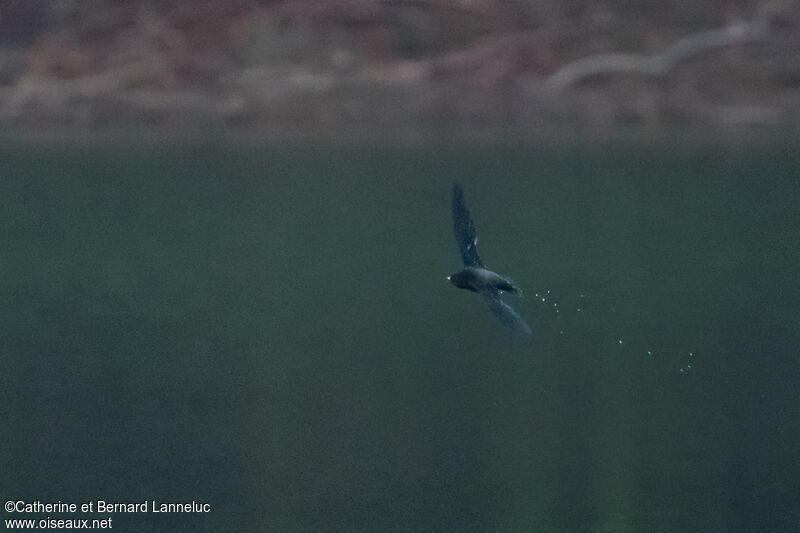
[[2, 144, 799, 531]]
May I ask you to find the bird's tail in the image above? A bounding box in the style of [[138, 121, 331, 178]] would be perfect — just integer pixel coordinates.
[[504, 277, 523, 296]]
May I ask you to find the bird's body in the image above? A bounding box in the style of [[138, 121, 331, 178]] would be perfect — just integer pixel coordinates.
[[447, 184, 531, 335], [447, 266, 518, 294]]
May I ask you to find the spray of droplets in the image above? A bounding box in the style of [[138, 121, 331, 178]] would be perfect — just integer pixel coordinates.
[[529, 287, 696, 375]]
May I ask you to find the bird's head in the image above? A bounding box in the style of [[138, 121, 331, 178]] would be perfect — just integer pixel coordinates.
[[447, 271, 475, 291]]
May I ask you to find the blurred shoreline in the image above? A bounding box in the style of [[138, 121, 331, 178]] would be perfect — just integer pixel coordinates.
[[2, 1, 799, 146]]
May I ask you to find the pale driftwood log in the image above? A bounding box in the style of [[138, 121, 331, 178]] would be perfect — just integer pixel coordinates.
[[543, 0, 794, 92]]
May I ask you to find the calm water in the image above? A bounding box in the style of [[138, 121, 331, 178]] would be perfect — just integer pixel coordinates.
[[2, 144, 799, 532]]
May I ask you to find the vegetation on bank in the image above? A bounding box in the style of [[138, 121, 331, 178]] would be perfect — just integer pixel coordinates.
[[1, 0, 798, 141]]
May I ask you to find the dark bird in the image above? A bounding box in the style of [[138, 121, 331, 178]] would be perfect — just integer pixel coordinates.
[[447, 184, 532, 335]]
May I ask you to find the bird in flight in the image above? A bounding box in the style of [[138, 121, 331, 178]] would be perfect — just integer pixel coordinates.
[[447, 184, 532, 335]]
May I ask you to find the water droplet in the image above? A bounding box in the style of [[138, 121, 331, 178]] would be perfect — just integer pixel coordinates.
[[689, 352, 694, 357], [618, 339, 623, 345], [647, 351, 652, 355], [541, 298, 545, 302]]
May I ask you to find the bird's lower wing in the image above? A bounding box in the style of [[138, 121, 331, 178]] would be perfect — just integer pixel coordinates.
[[483, 290, 532, 335]]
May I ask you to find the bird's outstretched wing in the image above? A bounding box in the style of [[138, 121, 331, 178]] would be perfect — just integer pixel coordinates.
[[482, 290, 532, 335], [452, 184, 483, 267]]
